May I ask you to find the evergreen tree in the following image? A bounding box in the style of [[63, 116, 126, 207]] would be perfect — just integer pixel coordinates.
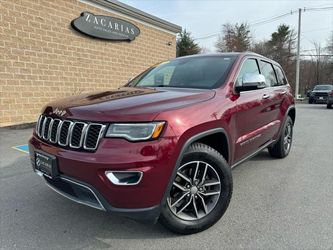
[[176, 29, 201, 57], [268, 24, 296, 62]]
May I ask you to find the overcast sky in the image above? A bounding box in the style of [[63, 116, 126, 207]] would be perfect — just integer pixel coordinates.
[[120, 0, 333, 53]]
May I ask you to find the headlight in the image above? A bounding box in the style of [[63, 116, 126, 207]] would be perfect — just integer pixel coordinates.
[[105, 122, 165, 141]]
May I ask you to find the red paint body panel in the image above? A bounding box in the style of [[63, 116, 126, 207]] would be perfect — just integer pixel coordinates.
[[29, 53, 295, 213], [30, 134, 179, 208], [43, 87, 215, 122]]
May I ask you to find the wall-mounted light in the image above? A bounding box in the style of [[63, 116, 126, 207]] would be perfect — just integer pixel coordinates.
[[166, 41, 172, 46]]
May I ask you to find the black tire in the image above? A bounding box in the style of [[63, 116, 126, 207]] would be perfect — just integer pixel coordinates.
[[327, 103, 332, 109], [268, 116, 293, 158], [308, 98, 313, 104], [159, 143, 232, 234]]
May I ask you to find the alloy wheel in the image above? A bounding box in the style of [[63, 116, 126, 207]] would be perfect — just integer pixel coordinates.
[[283, 123, 292, 153], [167, 161, 221, 221]]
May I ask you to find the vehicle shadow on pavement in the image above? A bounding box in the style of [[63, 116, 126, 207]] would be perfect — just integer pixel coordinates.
[[1, 157, 178, 249], [248, 150, 277, 162], [0, 145, 297, 249]]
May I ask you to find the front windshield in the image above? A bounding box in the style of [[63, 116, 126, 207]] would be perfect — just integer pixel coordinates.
[[314, 85, 332, 90], [128, 56, 236, 89]]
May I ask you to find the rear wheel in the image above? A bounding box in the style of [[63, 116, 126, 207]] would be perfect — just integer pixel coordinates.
[[327, 103, 332, 109], [159, 143, 232, 234], [268, 116, 293, 158]]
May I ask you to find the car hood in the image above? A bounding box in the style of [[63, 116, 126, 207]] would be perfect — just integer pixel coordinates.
[[42, 87, 216, 122]]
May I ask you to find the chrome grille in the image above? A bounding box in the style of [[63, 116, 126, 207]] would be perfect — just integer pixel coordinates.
[[35, 115, 106, 151], [58, 121, 73, 146], [84, 124, 105, 150], [37, 115, 46, 137], [69, 122, 87, 148], [42, 117, 52, 140], [49, 119, 61, 143]]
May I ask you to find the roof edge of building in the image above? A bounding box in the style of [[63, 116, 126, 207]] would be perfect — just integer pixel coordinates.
[[89, 0, 182, 33]]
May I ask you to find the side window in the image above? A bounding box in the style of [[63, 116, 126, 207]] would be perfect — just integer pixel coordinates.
[[236, 59, 260, 87], [273, 65, 287, 85], [260, 61, 278, 87]]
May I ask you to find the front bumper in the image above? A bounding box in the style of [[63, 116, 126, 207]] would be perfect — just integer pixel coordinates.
[[29, 133, 179, 220], [312, 95, 328, 103]]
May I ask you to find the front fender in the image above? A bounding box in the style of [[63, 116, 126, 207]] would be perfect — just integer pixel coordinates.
[[160, 127, 231, 207]]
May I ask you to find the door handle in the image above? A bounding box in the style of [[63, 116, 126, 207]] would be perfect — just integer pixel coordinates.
[[280, 90, 287, 95], [262, 94, 270, 99]]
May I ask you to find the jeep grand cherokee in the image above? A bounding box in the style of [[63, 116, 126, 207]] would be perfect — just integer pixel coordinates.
[[308, 84, 333, 104], [29, 52, 295, 234]]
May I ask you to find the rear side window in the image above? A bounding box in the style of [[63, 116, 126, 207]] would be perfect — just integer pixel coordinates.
[[260, 61, 278, 87], [274, 65, 287, 85], [236, 58, 260, 87]]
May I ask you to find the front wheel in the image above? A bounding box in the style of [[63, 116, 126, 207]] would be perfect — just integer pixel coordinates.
[[268, 116, 293, 158], [327, 103, 332, 109], [159, 143, 232, 234]]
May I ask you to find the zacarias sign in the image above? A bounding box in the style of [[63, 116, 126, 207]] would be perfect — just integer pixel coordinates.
[[71, 12, 140, 41]]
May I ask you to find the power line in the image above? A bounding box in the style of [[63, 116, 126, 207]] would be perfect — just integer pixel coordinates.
[[194, 33, 220, 40], [300, 54, 333, 56], [305, 6, 333, 11], [193, 6, 333, 40], [194, 12, 294, 40], [300, 34, 314, 44], [194, 11, 295, 40], [249, 12, 294, 27], [252, 6, 333, 27], [301, 49, 316, 52], [303, 27, 332, 33]]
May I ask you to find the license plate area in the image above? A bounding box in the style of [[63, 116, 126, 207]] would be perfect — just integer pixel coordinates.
[[35, 152, 59, 179]]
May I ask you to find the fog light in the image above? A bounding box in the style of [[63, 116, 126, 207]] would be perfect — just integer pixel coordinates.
[[105, 171, 143, 185]]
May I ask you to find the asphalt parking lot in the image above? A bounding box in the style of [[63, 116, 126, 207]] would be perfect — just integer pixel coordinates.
[[1, 103, 332, 250]]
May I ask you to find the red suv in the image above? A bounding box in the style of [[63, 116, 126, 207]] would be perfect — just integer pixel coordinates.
[[29, 53, 295, 234]]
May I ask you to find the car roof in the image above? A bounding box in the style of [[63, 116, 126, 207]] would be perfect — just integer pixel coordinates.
[[314, 84, 333, 87], [176, 52, 255, 58], [175, 52, 278, 65]]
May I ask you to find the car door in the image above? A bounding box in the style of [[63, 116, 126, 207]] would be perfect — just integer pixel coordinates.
[[259, 61, 286, 139], [234, 58, 277, 161], [270, 64, 291, 133]]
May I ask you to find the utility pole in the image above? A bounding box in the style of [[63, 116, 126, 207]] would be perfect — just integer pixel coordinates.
[[295, 8, 301, 99], [316, 44, 321, 83]]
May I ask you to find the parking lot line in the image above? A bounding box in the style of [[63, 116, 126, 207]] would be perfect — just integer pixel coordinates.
[[12, 144, 29, 154]]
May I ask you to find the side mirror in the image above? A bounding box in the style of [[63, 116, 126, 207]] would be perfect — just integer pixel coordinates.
[[236, 73, 266, 92]]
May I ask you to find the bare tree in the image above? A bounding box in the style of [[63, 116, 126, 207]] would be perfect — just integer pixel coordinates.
[[200, 46, 211, 54], [326, 31, 333, 54], [312, 42, 322, 84], [322, 34, 333, 83], [252, 40, 270, 55], [215, 23, 234, 52], [215, 23, 251, 52]]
